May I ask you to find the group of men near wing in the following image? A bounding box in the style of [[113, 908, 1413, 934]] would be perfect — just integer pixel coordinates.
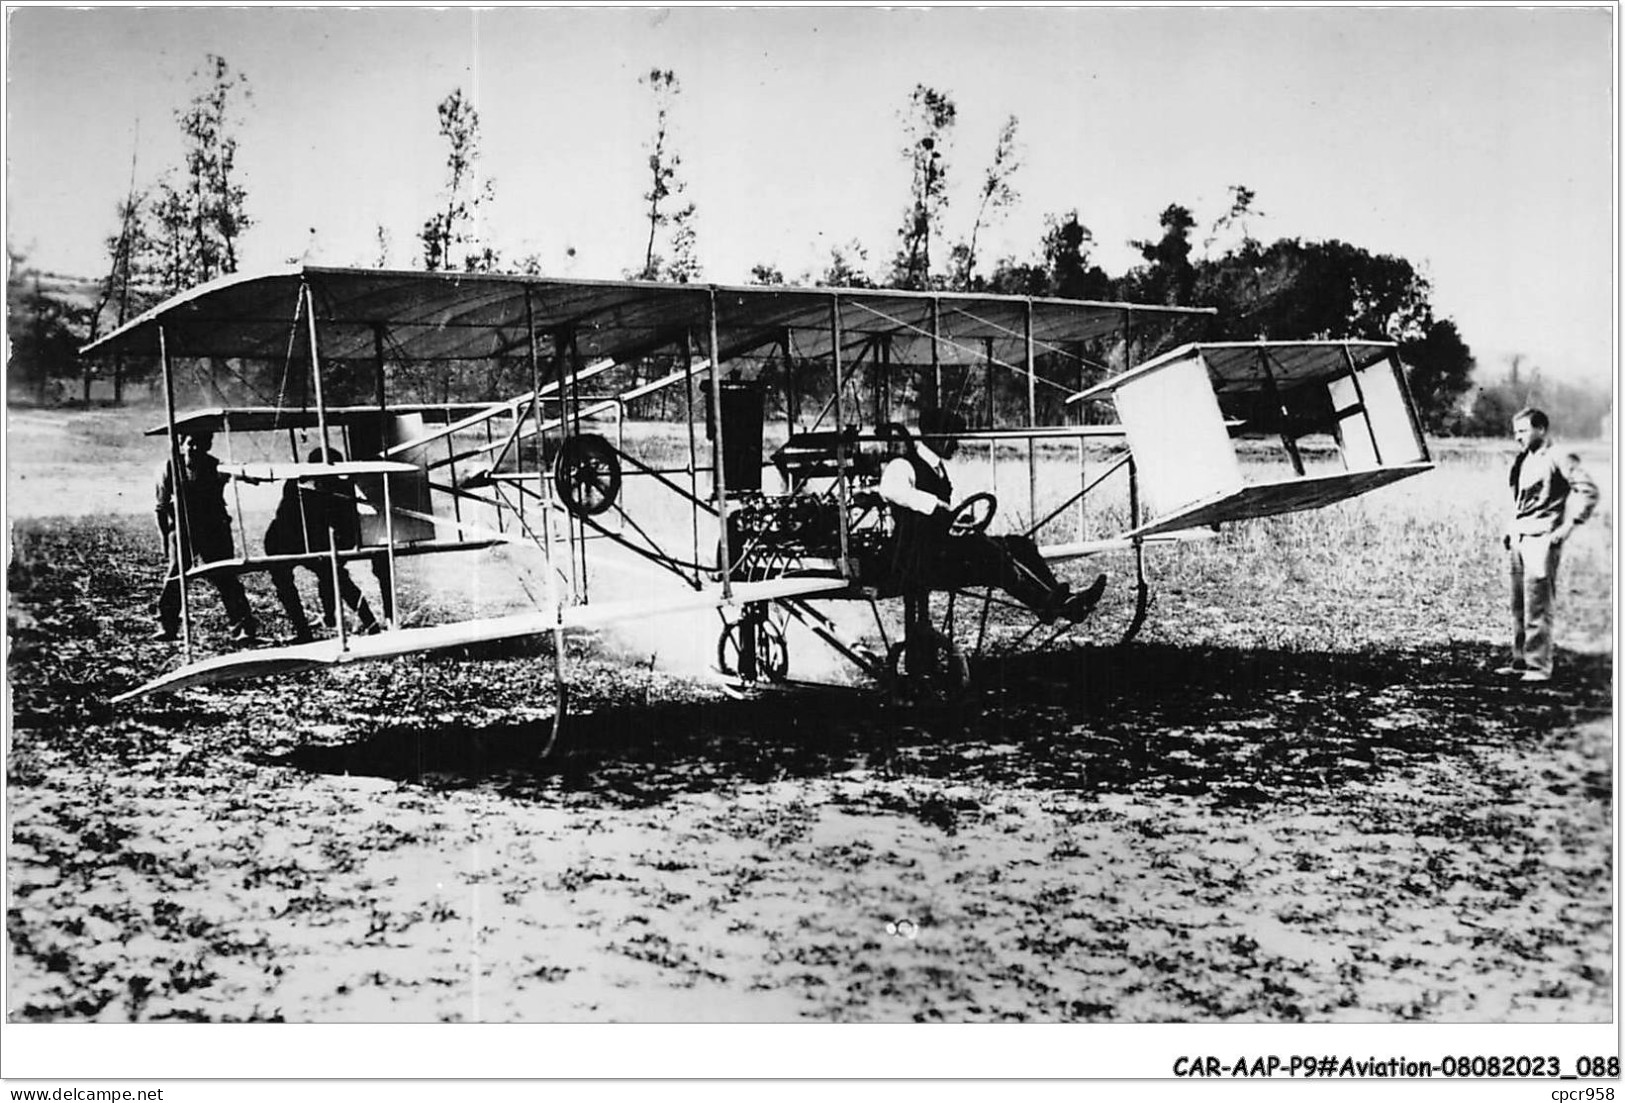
[[150, 406, 1599, 685], [153, 433, 385, 644]]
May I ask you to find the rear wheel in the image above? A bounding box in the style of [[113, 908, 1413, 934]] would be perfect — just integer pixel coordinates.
[[887, 591, 972, 702], [717, 608, 789, 682]]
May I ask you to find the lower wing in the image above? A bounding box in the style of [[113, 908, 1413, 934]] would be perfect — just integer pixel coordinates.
[[113, 576, 848, 702]]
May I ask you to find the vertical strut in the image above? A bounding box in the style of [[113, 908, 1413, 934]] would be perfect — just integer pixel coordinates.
[[1256, 347, 1305, 476], [1338, 342, 1382, 466], [1389, 347, 1433, 463], [159, 324, 193, 660], [527, 286, 568, 756], [684, 332, 701, 577], [568, 329, 591, 603], [303, 281, 347, 653], [984, 336, 997, 499], [830, 293, 851, 576], [553, 327, 579, 603], [1024, 300, 1038, 535], [371, 322, 398, 625], [930, 297, 942, 412], [707, 288, 733, 600], [780, 328, 798, 434]]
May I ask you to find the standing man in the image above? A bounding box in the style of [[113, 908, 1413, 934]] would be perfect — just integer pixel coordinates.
[[880, 408, 1106, 622], [263, 448, 382, 642], [1500, 407, 1598, 683], [154, 430, 258, 642]]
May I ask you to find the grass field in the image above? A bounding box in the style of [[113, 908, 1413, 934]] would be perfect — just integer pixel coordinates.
[[5, 404, 1615, 1026]]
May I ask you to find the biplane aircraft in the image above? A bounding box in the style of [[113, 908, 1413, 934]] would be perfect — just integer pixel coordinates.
[[82, 267, 1432, 749]]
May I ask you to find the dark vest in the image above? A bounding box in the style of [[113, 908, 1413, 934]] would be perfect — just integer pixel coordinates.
[[907, 450, 952, 503]]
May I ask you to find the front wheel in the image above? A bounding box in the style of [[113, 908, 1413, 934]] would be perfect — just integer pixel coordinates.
[[553, 433, 622, 517]]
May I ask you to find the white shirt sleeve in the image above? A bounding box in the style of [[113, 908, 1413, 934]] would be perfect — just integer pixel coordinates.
[[879, 456, 945, 515]]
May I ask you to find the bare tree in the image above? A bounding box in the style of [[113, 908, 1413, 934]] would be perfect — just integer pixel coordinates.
[[86, 129, 159, 403], [1203, 183, 1264, 257], [950, 114, 1022, 291], [636, 69, 699, 282], [890, 85, 956, 290], [419, 88, 498, 272], [139, 55, 254, 297]]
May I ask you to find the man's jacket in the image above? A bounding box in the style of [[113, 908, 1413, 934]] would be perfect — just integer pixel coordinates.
[[155, 451, 232, 539], [1509, 442, 1598, 537]]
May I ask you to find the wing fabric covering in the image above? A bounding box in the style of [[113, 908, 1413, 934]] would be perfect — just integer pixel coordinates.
[[82, 266, 1212, 374], [112, 577, 848, 702]]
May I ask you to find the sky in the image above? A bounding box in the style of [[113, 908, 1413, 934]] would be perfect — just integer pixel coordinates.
[[3, 4, 1617, 385]]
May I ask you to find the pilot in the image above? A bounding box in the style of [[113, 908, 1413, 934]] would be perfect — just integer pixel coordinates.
[[879, 408, 1106, 623], [153, 430, 258, 642], [263, 447, 382, 643]]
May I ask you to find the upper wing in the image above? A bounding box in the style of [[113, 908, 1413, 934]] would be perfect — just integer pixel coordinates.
[[85, 265, 1213, 374]]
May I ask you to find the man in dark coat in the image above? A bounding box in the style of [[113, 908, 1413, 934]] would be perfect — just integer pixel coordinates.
[[264, 447, 382, 643], [154, 430, 257, 642]]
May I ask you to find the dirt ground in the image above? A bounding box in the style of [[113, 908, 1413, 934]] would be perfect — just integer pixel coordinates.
[[4, 412, 1615, 1024]]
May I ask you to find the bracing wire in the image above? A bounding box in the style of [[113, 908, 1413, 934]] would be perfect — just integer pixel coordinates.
[[845, 299, 1095, 396]]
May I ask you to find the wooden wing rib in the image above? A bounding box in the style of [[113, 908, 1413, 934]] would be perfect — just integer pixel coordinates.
[[221, 460, 421, 480], [111, 576, 850, 702], [1038, 530, 1219, 561]]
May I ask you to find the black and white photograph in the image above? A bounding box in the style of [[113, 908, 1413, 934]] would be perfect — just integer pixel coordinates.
[[3, 2, 1617, 1090]]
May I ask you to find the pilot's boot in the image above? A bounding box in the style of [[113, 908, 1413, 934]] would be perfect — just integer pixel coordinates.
[[355, 600, 382, 635], [1027, 583, 1070, 624], [1060, 573, 1108, 620]]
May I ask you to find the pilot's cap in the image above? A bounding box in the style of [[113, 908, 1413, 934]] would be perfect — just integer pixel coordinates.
[[307, 446, 346, 464]]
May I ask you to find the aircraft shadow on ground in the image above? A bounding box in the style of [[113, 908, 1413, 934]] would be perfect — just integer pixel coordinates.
[[262, 639, 1613, 810]]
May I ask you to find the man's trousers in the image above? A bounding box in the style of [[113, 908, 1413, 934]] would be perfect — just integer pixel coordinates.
[[1509, 533, 1563, 676]]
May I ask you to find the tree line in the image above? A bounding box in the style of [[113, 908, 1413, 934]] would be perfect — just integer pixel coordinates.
[[6, 61, 1608, 438]]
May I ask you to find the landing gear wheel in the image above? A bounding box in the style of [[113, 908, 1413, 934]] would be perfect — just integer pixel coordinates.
[[886, 637, 970, 701], [717, 615, 789, 683], [553, 433, 622, 517], [947, 492, 997, 538]]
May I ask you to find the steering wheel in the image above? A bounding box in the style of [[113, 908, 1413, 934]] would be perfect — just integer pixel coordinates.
[[946, 492, 997, 538]]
